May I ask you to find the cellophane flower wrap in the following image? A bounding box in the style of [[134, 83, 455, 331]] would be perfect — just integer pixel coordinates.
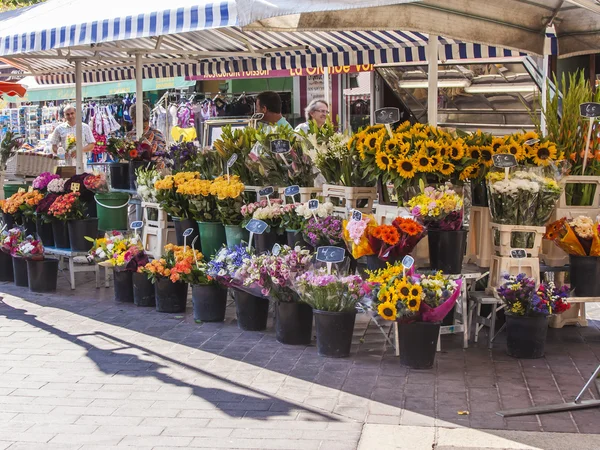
[[367, 264, 462, 323], [47, 192, 85, 221], [496, 274, 570, 317], [16, 236, 44, 260], [207, 244, 253, 286], [211, 175, 245, 225], [236, 245, 312, 302], [32, 172, 60, 191], [406, 184, 463, 231], [138, 243, 203, 284], [302, 214, 344, 247], [83, 172, 109, 193], [154, 171, 198, 219], [241, 199, 285, 232], [293, 267, 372, 312], [88, 231, 149, 271], [1, 227, 24, 255], [343, 215, 375, 259], [545, 215, 600, 256]]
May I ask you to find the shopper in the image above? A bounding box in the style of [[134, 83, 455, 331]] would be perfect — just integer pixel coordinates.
[[50, 104, 95, 164], [127, 104, 167, 155], [256, 91, 291, 128], [295, 99, 329, 133]]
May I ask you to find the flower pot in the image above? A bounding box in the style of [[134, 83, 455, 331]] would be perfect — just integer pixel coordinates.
[[471, 181, 489, 207], [0, 250, 14, 282], [36, 218, 54, 247], [109, 162, 130, 190], [286, 230, 304, 248], [192, 284, 227, 322], [2, 212, 14, 230], [313, 310, 356, 358], [129, 161, 156, 191], [197, 221, 227, 260], [233, 289, 269, 331], [12, 255, 28, 287], [224, 225, 249, 247], [365, 254, 400, 272], [397, 321, 440, 369], [427, 229, 467, 274], [26, 259, 58, 293], [52, 220, 70, 249], [67, 218, 98, 252], [253, 229, 279, 255], [113, 269, 134, 303], [94, 192, 129, 232], [275, 301, 313, 345], [569, 255, 600, 297], [505, 314, 548, 359], [84, 199, 97, 219], [172, 217, 201, 250], [23, 217, 36, 236], [132, 272, 156, 307], [154, 278, 188, 313]]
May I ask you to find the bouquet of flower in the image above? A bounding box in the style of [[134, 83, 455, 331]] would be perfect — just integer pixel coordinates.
[[88, 231, 149, 270], [545, 216, 600, 256], [183, 146, 223, 180], [280, 203, 303, 231], [65, 134, 76, 160], [367, 265, 462, 322], [212, 125, 261, 186], [139, 243, 203, 284], [236, 245, 312, 301], [136, 167, 160, 203], [207, 244, 253, 285], [241, 199, 285, 231], [1, 227, 23, 255], [15, 236, 44, 260], [154, 171, 199, 219], [295, 200, 334, 221], [406, 184, 463, 231], [176, 177, 216, 222], [210, 175, 245, 225], [83, 172, 108, 193], [496, 274, 570, 317], [32, 172, 60, 191], [47, 192, 85, 221], [342, 214, 375, 259], [35, 193, 60, 223], [106, 138, 151, 162], [293, 268, 372, 312], [302, 215, 344, 248], [168, 141, 199, 171], [0, 130, 24, 171], [18, 190, 44, 221], [47, 178, 67, 194]]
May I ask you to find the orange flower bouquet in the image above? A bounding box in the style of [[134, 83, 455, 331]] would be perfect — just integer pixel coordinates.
[[1, 190, 44, 224], [47, 192, 85, 221], [545, 216, 600, 256], [138, 243, 204, 284]]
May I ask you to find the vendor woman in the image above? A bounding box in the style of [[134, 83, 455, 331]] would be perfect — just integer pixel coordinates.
[[127, 104, 167, 156]]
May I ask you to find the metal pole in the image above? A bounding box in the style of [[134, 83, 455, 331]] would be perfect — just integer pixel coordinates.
[[75, 59, 83, 174], [323, 67, 331, 107], [135, 53, 144, 139], [541, 55, 549, 136], [427, 34, 439, 127], [574, 364, 600, 403], [369, 71, 376, 126]]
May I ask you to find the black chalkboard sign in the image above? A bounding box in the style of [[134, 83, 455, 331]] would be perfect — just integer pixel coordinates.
[[284, 185, 300, 197], [351, 210, 363, 221], [272, 243, 281, 256], [130, 221, 143, 230], [524, 138, 540, 146], [308, 199, 319, 210], [511, 249, 527, 259], [492, 154, 517, 168], [259, 186, 274, 197], [580, 102, 600, 118], [227, 153, 238, 168], [245, 219, 268, 235], [375, 107, 400, 125], [271, 139, 291, 154], [183, 228, 194, 237], [316, 246, 346, 263]]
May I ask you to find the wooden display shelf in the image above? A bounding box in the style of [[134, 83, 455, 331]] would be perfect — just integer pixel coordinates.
[[322, 184, 378, 217], [490, 222, 546, 258]]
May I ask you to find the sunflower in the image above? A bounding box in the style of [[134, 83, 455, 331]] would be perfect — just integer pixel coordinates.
[[429, 155, 442, 171], [521, 131, 539, 143], [449, 141, 466, 160], [439, 162, 455, 176], [468, 146, 482, 160], [362, 132, 382, 154], [459, 163, 481, 181], [375, 151, 396, 171], [378, 302, 397, 321], [409, 284, 423, 299], [437, 146, 450, 159], [530, 142, 557, 166], [406, 296, 421, 312], [396, 120, 412, 133], [396, 278, 411, 299], [397, 142, 411, 156], [491, 137, 506, 152], [479, 145, 494, 167], [502, 141, 526, 161], [385, 138, 402, 155], [415, 152, 434, 172], [421, 140, 441, 155], [396, 157, 417, 179]]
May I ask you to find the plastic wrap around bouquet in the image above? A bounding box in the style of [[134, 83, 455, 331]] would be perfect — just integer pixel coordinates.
[[545, 215, 600, 257], [206, 244, 253, 289], [367, 265, 463, 323]]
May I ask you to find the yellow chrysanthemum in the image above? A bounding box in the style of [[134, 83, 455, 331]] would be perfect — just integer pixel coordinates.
[[378, 302, 397, 321], [530, 142, 557, 166], [375, 151, 396, 171], [396, 157, 417, 179]]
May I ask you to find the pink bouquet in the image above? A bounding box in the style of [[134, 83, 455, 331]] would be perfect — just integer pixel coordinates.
[[32, 172, 60, 191]]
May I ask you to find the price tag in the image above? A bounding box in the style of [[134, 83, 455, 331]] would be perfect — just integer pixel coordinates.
[[130, 221, 143, 230], [182, 228, 194, 237], [27, 186, 33, 193], [308, 199, 319, 210], [375, 107, 400, 124], [580, 102, 600, 118], [259, 186, 274, 198], [272, 243, 281, 256], [17, 188, 25, 193], [251, 113, 264, 121], [402, 255, 415, 269], [270, 139, 291, 154], [524, 138, 540, 146], [351, 210, 363, 221], [71, 182, 81, 193], [284, 185, 300, 197], [492, 154, 517, 168], [510, 249, 527, 259], [316, 246, 346, 263], [245, 219, 268, 235], [227, 153, 238, 168]]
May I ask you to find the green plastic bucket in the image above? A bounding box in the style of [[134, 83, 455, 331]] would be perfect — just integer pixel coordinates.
[[224, 224, 249, 247], [197, 221, 227, 260], [3, 183, 29, 199], [94, 192, 130, 232]]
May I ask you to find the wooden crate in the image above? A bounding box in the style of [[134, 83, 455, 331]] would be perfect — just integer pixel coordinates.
[[322, 184, 378, 218], [487, 255, 540, 291], [281, 187, 322, 204], [557, 175, 600, 209], [490, 222, 546, 258], [466, 206, 492, 268]]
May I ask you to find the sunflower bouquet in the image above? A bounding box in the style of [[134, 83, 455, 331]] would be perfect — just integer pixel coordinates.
[[406, 184, 464, 231], [367, 264, 462, 323], [496, 274, 570, 317], [545, 216, 600, 256]]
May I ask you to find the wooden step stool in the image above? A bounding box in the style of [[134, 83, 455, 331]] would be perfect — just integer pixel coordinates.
[[487, 255, 540, 291], [466, 206, 492, 267], [322, 184, 378, 218]]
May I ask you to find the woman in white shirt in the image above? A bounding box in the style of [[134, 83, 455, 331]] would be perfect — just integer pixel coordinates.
[[294, 99, 329, 134]]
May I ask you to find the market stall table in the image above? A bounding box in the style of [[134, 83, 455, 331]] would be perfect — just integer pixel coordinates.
[[44, 246, 110, 290]]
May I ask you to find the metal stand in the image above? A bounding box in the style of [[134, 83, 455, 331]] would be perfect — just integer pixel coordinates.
[[497, 364, 600, 417]]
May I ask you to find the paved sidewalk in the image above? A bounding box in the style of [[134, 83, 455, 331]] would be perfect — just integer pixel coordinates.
[[0, 273, 598, 449]]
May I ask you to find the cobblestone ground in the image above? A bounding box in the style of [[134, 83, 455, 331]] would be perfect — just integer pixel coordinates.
[[0, 273, 598, 450]]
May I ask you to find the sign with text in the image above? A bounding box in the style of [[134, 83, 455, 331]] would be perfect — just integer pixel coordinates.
[[227, 153, 238, 168], [130, 221, 143, 230], [259, 186, 274, 197], [272, 243, 281, 256], [308, 199, 320, 210], [580, 102, 600, 118], [284, 185, 300, 197], [375, 107, 400, 125], [245, 219, 268, 235], [510, 248, 527, 259], [182, 228, 194, 237], [316, 246, 346, 264], [270, 139, 291, 154], [524, 138, 540, 146], [351, 210, 363, 221], [71, 182, 80, 193], [402, 255, 415, 269], [492, 153, 517, 168]]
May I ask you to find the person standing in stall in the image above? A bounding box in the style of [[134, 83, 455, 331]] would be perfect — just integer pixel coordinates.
[[294, 98, 329, 133], [127, 104, 167, 155], [50, 104, 96, 165], [255, 91, 291, 129]]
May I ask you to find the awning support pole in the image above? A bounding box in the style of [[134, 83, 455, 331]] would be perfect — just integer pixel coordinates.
[[540, 56, 549, 137], [427, 35, 438, 127], [323, 67, 331, 107], [75, 59, 83, 174], [135, 53, 143, 139]]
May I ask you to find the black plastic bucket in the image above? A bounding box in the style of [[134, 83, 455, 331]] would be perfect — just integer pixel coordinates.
[[313, 310, 356, 358], [12, 256, 28, 287], [286, 230, 304, 248], [471, 181, 489, 207], [52, 220, 70, 249], [233, 289, 269, 331], [569, 255, 600, 297], [2, 212, 14, 230], [109, 162, 130, 190], [154, 278, 188, 313], [506, 314, 548, 359], [67, 218, 98, 252], [275, 301, 313, 345], [132, 272, 156, 307], [23, 217, 36, 237], [254, 229, 279, 255], [428, 229, 467, 274], [113, 269, 134, 303], [0, 250, 14, 282], [36, 218, 54, 247], [26, 259, 58, 293], [172, 217, 201, 250], [398, 321, 440, 369], [192, 284, 227, 322]]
